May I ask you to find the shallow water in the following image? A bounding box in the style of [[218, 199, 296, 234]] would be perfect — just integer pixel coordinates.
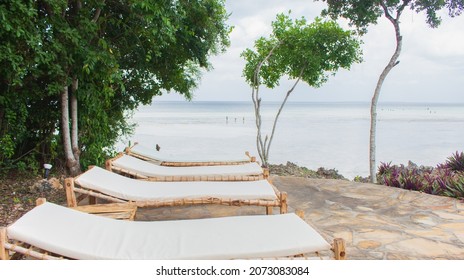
[[121, 101, 464, 179]]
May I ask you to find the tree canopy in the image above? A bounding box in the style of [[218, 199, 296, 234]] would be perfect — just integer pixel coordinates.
[[0, 0, 231, 174], [241, 14, 362, 167], [319, 0, 464, 33], [242, 14, 362, 89], [318, 0, 464, 183]]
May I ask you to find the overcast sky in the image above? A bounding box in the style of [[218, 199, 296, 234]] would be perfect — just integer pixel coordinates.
[[156, 0, 464, 103]]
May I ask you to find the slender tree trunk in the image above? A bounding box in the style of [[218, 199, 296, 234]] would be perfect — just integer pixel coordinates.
[[71, 77, 80, 163], [61, 84, 81, 176], [369, 3, 405, 183], [252, 43, 280, 167], [251, 43, 305, 167]]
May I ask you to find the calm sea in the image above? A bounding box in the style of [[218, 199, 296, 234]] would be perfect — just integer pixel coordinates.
[[122, 101, 464, 179]]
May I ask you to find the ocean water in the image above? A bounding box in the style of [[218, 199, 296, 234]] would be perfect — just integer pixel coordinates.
[[122, 101, 464, 179]]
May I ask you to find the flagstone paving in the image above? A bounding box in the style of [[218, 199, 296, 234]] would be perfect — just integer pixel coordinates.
[[136, 176, 464, 260]]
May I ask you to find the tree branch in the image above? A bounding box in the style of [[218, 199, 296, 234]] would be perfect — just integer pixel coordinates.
[[396, 0, 412, 20], [92, 1, 106, 23], [380, 0, 411, 23], [265, 65, 306, 161]]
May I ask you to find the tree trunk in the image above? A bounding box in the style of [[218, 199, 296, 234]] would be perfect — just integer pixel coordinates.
[[252, 43, 304, 168], [61, 84, 81, 176], [369, 5, 404, 183], [252, 43, 280, 167], [71, 77, 80, 163]]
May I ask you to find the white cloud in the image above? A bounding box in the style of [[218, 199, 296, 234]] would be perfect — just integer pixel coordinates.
[[157, 0, 464, 103]]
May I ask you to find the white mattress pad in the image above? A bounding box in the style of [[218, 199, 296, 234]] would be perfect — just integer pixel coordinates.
[[130, 143, 251, 163], [75, 167, 277, 201], [112, 155, 263, 177], [7, 202, 331, 259]]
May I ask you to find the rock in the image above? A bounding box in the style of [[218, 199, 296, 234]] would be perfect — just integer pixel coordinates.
[[357, 240, 382, 249], [269, 161, 346, 179]]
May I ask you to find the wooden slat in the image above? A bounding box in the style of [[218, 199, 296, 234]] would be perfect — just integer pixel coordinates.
[[73, 187, 126, 203], [71, 203, 137, 221], [71, 203, 136, 213], [4, 242, 63, 260]]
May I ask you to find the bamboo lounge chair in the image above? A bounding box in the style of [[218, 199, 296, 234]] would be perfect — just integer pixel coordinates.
[[65, 166, 287, 214], [106, 153, 268, 181], [0, 200, 346, 260], [125, 142, 256, 166]]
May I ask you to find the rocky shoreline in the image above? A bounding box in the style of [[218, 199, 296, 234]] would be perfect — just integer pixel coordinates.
[[270, 161, 347, 180]]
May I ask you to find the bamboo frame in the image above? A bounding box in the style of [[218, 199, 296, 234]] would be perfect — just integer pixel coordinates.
[[65, 178, 138, 220], [0, 200, 346, 260], [125, 142, 256, 167], [106, 153, 268, 182], [65, 173, 287, 215]]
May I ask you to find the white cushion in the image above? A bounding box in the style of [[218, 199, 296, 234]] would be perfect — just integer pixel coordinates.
[[130, 143, 250, 163], [112, 155, 263, 177], [7, 202, 331, 259], [75, 167, 277, 201]]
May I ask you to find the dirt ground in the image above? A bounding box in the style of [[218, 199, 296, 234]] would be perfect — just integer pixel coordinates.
[[0, 172, 67, 227]]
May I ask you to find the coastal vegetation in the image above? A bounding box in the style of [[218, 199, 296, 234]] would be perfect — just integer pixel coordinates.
[[377, 151, 464, 199], [318, 0, 464, 183], [241, 13, 362, 167], [0, 0, 231, 176]]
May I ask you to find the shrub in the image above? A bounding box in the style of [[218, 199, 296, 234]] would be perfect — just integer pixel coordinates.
[[377, 152, 464, 199], [445, 151, 464, 172]]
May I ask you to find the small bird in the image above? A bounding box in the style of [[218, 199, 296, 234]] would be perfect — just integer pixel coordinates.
[[156, 144, 161, 151]]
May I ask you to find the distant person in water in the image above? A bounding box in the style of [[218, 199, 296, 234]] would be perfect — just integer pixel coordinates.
[[156, 144, 161, 151]]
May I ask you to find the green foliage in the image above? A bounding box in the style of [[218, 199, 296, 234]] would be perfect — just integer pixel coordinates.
[[319, 0, 464, 34], [443, 175, 464, 199], [241, 13, 361, 167], [1, 0, 231, 172], [241, 14, 362, 89]]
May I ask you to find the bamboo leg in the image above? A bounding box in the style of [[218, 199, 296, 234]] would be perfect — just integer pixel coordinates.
[[295, 209, 305, 219], [266, 206, 273, 215], [105, 159, 112, 171], [65, 178, 78, 207], [263, 168, 270, 179], [36, 198, 46, 206], [129, 205, 137, 221], [0, 228, 9, 260], [280, 192, 288, 214], [332, 238, 346, 260]]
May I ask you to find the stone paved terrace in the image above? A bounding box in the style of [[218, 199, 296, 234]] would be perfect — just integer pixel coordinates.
[[136, 176, 464, 260]]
